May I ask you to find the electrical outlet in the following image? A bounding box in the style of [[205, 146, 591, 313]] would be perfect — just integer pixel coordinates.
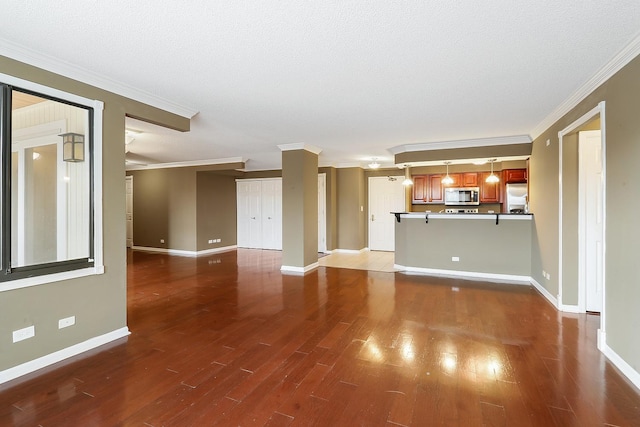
[[452, 256, 460, 262], [160, 239, 165, 243], [542, 270, 546, 277], [13, 326, 35, 343], [546, 139, 551, 146], [546, 273, 551, 280], [58, 316, 76, 329]]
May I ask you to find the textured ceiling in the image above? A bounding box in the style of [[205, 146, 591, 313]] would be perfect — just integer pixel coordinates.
[[1, 1, 640, 170]]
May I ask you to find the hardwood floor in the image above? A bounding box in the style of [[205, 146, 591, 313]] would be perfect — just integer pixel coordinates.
[[318, 250, 396, 272], [1, 248, 640, 426]]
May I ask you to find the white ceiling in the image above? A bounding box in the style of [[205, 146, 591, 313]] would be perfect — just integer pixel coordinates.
[[2, 1, 640, 170]]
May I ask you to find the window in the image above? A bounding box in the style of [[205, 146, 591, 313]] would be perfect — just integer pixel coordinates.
[[0, 76, 103, 286]]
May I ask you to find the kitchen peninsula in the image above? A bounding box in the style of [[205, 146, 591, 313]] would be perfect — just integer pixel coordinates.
[[393, 212, 532, 282]]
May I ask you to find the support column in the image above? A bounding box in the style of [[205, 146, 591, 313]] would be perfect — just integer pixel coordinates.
[[278, 144, 321, 274]]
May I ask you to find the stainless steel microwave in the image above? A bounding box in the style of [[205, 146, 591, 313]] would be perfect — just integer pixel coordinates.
[[444, 187, 480, 205]]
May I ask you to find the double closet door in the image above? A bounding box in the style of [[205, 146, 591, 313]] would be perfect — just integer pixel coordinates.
[[237, 178, 282, 250]]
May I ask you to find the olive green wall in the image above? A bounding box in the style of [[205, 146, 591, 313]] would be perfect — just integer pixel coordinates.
[[530, 54, 640, 374], [281, 150, 318, 268], [395, 143, 532, 164], [396, 217, 531, 276], [336, 168, 366, 250], [126, 168, 238, 253], [319, 167, 338, 251], [0, 55, 188, 372], [126, 168, 197, 251], [561, 133, 579, 304], [196, 172, 238, 251]]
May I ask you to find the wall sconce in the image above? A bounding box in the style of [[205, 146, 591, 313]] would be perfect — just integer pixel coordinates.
[[368, 158, 381, 169], [60, 132, 85, 162]]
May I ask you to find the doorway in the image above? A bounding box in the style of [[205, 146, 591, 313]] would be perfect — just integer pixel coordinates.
[[579, 130, 603, 313], [368, 176, 404, 251], [558, 101, 606, 347]]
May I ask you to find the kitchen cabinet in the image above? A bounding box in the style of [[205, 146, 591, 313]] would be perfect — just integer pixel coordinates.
[[412, 174, 446, 203], [428, 174, 445, 203], [461, 172, 478, 187], [412, 175, 429, 204], [503, 168, 527, 183], [479, 172, 501, 203]]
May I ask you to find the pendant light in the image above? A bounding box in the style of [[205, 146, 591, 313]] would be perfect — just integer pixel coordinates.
[[486, 159, 499, 183], [402, 164, 413, 186], [441, 161, 454, 185]]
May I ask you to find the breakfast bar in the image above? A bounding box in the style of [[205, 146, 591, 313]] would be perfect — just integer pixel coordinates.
[[393, 212, 533, 282]]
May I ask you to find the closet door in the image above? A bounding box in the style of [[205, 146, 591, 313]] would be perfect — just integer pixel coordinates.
[[261, 179, 282, 250], [236, 180, 262, 248]]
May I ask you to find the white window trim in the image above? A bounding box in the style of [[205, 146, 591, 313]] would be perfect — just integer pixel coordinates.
[[0, 72, 104, 292]]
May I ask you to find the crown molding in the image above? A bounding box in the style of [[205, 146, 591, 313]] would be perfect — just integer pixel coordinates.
[[0, 38, 198, 119], [125, 157, 245, 171], [530, 33, 640, 139], [277, 143, 322, 155], [389, 135, 531, 155]]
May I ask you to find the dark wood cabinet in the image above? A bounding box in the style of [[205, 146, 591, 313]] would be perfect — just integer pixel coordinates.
[[462, 172, 478, 187], [412, 175, 429, 204], [428, 174, 445, 203], [503, 169, 527, 183], [479, 172, 501, 203]]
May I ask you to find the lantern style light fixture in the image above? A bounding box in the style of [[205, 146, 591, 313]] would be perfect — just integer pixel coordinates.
[[441, 161, 454, 185], [402, 164, 413, 186], [60, 132, 85, 162], [486, 159, 499, 183]]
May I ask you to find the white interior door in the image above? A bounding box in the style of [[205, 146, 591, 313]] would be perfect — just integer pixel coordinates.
[[125, 176, 133, 248], [261, 179, 282, 250], [579, 130, 603, 312], [368, 176, 404, 251], [237, 180, 262, 248]]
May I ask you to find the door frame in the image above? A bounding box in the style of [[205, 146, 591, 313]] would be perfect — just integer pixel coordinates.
[[558, 101, 606, 348], [125, 175, 133, 248], [318, 173, 327, 253]]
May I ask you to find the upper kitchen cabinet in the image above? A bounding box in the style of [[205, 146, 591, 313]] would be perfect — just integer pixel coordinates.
[[461, 172, 478, 187], [427, 174, 445, 203], [479, 172, 501, 203], [411, 174, 446, 204], [412, 175, 429, 204], [503, 168, 527, 183]]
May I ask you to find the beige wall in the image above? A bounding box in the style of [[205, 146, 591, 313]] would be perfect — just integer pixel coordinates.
[[0, 55, 188, 371]]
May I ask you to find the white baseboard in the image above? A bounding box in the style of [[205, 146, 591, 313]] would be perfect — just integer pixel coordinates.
[[530, 278, 559, 309], [0, 327, 130, 385], [132, 245, 237, 257], [395, 264, 531, 284], [601, 335, 640, 391], [281, 262, 319, 275], [558, 304, 580, 313]]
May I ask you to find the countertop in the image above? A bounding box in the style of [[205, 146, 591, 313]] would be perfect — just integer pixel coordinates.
[[391, 212, 533, 221]]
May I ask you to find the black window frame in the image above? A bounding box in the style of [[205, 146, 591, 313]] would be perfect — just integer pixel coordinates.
[[0, 83, 95, 282]]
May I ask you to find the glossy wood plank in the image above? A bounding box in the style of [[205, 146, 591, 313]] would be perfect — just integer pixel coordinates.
[[1, 248, 639, 426]]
